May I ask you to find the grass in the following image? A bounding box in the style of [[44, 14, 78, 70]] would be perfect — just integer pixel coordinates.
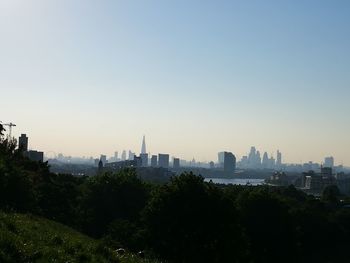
[[0, 211, 159, 263]]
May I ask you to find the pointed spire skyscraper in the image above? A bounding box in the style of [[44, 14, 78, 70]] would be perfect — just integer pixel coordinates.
[[140, 136, 148, 167], [141, 135, 147, 154]]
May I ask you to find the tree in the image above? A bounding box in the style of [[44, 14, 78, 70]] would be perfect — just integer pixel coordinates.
[[143, 172, 247, 263], [79, 169, 149, 237], [0, 124, 4, 136], [322, 185, 340, 205], [236, 187, 296, 263], [34, 173, 84, 226], [0, 127, 36, 211]]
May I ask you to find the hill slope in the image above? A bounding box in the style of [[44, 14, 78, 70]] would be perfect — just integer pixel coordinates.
[[0, 211, 153, 263]]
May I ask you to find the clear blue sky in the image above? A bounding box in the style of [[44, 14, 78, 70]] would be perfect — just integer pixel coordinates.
[[1, 0, 349, 165]]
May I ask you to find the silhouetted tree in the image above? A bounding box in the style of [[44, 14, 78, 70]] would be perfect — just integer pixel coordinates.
[[236, 187, 296, 263], [291, 198, 342, 262], [143, 172, 248, 263], [34, 173, 84, 226], [2, 119, 350, 263], [0, 129, 36, 211], [79, 169, 149, 237], [322, 185, 340, 205], [0, 124, 4, 136], [103, 219, 146, 252]]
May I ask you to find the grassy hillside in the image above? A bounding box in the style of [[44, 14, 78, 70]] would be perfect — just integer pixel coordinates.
[[0, 211, 155, 263]]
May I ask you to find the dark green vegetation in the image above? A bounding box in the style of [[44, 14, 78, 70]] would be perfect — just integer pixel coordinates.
[[1, 124, 350, 262], [0, 212, 156, 263]]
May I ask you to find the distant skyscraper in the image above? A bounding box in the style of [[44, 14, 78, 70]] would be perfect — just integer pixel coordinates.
[[98, 159, 103, 170], [276, 150, 282, 168], [133, 155, 142, 167], [158, 154, 169, 168], [173, 158, 180, 169], [19, 134, 44, 163], [114, 151, 118, 160], [247, 147, 265, 169], [256, 151, 261, 167], [191, 157, 196, 167], [140, 153, 149, 167], [224, 152, 236, 175], [121, 150, 126, 161], [151, 155, 158, 167], [248, 147, 256, 165], [141, 135, 146, 154], [262, 152, 269, 168], [269, 156, 275, 169], [324, 156, 334, 168], [100, 154, 107, 165], [218, 152, 225, 164], [128, 150, 135, 160], [18, 134, 28, 151], [239, 156, 247, 168]]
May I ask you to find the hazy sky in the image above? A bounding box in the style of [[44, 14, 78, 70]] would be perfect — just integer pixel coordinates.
[[1, 0, 350, 165]]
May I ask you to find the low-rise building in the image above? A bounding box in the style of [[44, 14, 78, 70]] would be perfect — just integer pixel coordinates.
[[25, 150, 44, 162]]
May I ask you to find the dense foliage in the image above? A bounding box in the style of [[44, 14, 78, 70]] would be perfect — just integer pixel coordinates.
[[0, 212, 156, 263], [143, 174, 247, 262], [1, 125, 350, 262]]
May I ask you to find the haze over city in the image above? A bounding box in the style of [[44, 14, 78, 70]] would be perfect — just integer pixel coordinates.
[[1, 0, 350, 165], [3, 1, 350, 263]]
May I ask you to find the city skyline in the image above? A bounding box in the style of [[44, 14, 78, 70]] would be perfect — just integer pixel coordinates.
[[7, 130, 346, 167], [1, 0, 350, 165]]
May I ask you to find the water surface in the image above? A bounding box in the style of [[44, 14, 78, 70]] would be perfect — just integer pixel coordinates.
[[205, 178, 265, 186]]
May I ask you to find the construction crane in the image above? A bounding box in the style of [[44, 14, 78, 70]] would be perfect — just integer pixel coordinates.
[[2, 122, 16, 140]]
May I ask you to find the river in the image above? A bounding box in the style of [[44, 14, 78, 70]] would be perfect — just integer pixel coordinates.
[[204, 178, 265, 186]]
